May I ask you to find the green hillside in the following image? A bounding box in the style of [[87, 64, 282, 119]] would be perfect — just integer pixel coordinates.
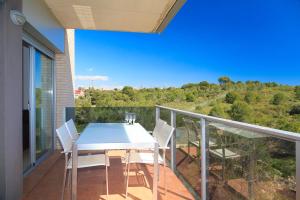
[[76, 77, 300, 133]]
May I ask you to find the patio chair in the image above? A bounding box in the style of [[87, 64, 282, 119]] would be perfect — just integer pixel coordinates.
[[65, 119, 79, 141], [182, 118, 217, 161], [208, 128, 241, 182], [56, 124, 110, 200], [123, 120, 174, 198]]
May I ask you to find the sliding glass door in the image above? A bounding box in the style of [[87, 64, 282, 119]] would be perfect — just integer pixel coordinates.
[[22, 41, 54, 173], [34, 50, 54, 160]]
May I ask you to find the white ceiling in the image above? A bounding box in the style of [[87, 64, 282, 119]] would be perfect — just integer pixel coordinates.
[[43, 0, 180, 33]]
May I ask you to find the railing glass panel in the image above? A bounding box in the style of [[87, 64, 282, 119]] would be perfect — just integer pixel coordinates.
[[65, 107, 155, 132], [206, 121, 296, 200], [173, 115, 202, 197]]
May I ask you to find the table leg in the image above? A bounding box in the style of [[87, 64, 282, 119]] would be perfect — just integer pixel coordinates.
[[72, 143, 78, 200], [153, 143, 159, 200]]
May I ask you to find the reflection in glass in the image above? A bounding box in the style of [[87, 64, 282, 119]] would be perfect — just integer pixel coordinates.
[[23, 44, 31, 172], [207, 122, 295, 200], [35, 51, 53, 160]]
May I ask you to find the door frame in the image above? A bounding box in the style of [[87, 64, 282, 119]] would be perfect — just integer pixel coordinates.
[[22, 32, 56, 175]]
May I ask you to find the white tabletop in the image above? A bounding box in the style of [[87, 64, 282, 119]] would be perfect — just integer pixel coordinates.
[[76, 123, 157, 150]]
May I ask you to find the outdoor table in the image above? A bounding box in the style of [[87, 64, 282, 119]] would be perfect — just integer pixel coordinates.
[[71, 123, 159, 200]]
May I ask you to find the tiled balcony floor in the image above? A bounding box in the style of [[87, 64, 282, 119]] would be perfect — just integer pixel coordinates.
[[23, 151, 194, 200]]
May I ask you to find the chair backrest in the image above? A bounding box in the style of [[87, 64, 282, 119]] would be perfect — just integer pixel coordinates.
[[183, 118, 200, 142], [56, 124, 73, 153], [65, 119, 79, 140], [152, 119, 167, 139], [155, 122, 175, 149]]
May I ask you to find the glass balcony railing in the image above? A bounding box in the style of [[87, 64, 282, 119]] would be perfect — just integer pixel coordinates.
[[65, 107, 156, 132], [65, 106, 299, 200]]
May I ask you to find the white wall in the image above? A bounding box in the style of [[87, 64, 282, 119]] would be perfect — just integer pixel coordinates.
[[55, 29, 75, 149], [23, 0, 65, 52]]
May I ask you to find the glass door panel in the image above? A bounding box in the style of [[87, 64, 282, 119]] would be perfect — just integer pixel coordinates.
[[34, 50, 54, 160]]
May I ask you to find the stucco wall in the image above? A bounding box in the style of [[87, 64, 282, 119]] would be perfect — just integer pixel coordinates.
[[0, 0, 23, 199]]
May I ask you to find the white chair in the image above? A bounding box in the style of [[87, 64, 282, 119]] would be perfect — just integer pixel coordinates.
[[208, 128, 241, 181], [124, 120, 174, 197], [182, 118, 217, 161], [56, 124, 110, 200], [65, 119, 79, 141]]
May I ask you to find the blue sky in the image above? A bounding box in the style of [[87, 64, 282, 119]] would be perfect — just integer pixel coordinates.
[[75, 0, 300, 89]]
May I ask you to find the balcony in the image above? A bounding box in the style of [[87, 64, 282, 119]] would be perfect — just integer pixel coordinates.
[[23, 106, 299, 200]]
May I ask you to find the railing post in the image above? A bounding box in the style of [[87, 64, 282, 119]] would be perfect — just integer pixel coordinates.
[[201, 118, 207, 200], [155, 107, 160, 124], [170, 110, 176, 171], [296, 141, 300, 200]]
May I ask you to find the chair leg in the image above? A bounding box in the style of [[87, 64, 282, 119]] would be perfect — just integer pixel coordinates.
[[124, 151, 129, 190], [61, 163, 67, 200], [125, 153, 131, 199], [105, 152, 109, 200], [67, 169, 71, 192], [163, 151, 167, 195]]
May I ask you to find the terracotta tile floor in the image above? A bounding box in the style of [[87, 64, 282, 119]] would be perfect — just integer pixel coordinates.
[[23, 151, 194, 200]]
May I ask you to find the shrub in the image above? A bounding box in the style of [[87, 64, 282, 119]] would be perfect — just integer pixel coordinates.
[[244, 92, 256, 104], [271, 93, 286, 105], [209, 105, 226, 118], [186, 93, 196, 102], [122, 86, 134, 96], [225, 92, 238, 104], [295, 86, 300, 100], [289, 105, 300, 115], [229, 101, 251, 122]]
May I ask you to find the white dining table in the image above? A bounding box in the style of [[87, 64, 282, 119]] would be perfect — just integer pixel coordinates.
[[71, 123, 159, 200]]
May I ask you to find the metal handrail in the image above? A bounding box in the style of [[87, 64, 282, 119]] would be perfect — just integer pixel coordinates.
[[156, 105, 300, 142]]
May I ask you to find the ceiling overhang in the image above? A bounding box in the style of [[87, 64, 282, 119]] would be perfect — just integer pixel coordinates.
[[43, 0, 186, 33]]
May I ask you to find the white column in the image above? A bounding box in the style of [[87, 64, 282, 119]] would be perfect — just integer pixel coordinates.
[[170, 110, 176, 171], [201, 118, 207, 200]]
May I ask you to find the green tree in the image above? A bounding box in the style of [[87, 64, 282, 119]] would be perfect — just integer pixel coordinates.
[[295, 86, 300, 99], [271, 93, 286, 105], [181, 83, 197, 89], [122, 86, 134, 96], [229, 101, 251, 122], [75, 96, 92, 107], [225, 92, 238, 104], [265, 82, 278, 87], [218, 76, 232, 85], [198, 81, 210, 90]]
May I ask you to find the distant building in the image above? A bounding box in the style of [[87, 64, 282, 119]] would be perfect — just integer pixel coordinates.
[[74, 89, 84, 98]]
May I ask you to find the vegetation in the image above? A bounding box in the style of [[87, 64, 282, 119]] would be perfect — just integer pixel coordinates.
[[295, 86, 300, 100], [229, 101, 252, 122], [76, 77, 300, 133], [271, 93, 286, 105], [225, 92, 239, 104]]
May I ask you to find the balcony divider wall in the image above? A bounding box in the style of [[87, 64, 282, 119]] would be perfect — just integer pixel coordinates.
[[0, 0, 23, 199]]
